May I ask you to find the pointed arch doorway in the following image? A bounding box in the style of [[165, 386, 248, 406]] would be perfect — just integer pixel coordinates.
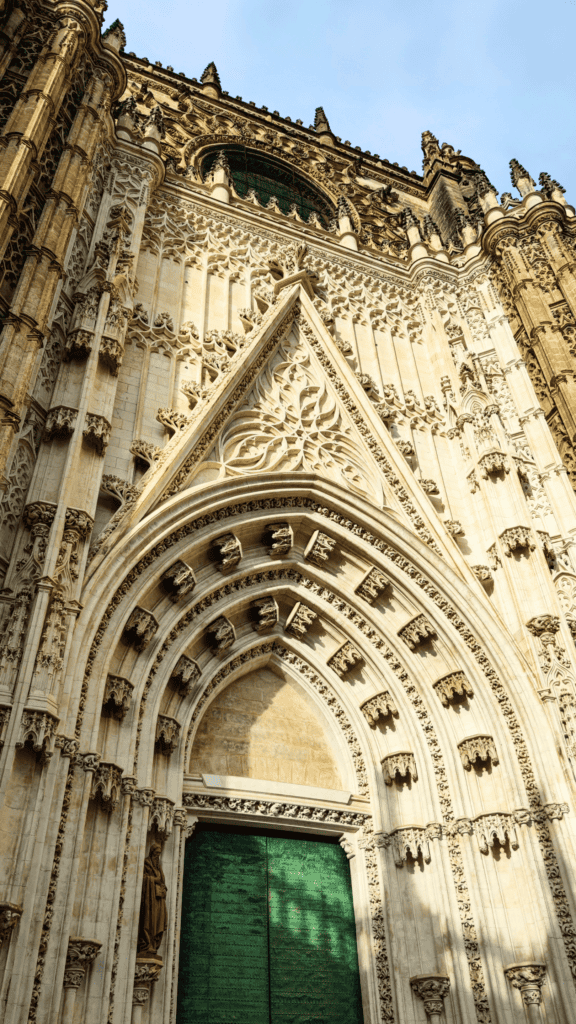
[[177, 824, 365, 1024]]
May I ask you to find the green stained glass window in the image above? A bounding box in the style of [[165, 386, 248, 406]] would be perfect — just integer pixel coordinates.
[[177, 827, 364, 1024], [202, 147, 334, 227]]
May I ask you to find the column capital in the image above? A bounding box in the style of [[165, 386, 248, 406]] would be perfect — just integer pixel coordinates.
[[410, 974, 450, 1017], [504, 962, 547, 1005]]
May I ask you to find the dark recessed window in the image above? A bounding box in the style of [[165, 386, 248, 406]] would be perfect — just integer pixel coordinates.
[[202, 146, 333, 226]]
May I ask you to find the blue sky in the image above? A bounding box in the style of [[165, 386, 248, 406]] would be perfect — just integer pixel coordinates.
[[106, 0, 576, 200]]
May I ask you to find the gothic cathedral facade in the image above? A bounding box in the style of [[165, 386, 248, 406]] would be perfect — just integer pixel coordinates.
[[1, 3, 576, 1024]]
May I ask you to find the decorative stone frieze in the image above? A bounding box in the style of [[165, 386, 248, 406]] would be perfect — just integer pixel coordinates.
[[500, 526, 535, 556], [99, 335, 124, 375], [170, 654, 201, 695], [410, 975, 451, 1020], [433, 671, 474, 706], [474, 813, 519, 854], [504, 962, 547, 1007], [393, 827, 431, 866], [44, 405, 78, 440], [360, 692, 398, 725], [16, 710, 59, 762], [122, 607, 159, 651], [155, 715, 180, 754], [328, 641, 363, 677], [90, 762, 124, 812], [304, 529, 336, 567], [250, 596, 279, 632], [183, 793, 370, 827], [382, 751, 418, 785], [398, 614, 436, 649], [264, 521, 293, 556], [64, 329, 93, 360], [82, 413, 111, 455], [0, 902, 23, 948], [285, 601, 317, 638], [63, 937, 102, 990], [148, 796, 175, 837], [102, 675, 134, 719], [479, 450, 509, 477], [355, 567, 390, 603], [420, 478, 440, 495], [458, 735, 499, 770], [211, 532, 242, 571], [160, 559, 196, 600], [444, 519, 464, 536], [472, 564, 493, 582], [205, 615, 236, 652]]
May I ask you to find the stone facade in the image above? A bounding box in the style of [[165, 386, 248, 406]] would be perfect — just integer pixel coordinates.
[[1, 4, 576, 1023]]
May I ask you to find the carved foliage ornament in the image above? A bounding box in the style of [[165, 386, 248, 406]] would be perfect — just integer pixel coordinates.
[[504, 963, 547, 1007], [410, 975, 451, 1018]]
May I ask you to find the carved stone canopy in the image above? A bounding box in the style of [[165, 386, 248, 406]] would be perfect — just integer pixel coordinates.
[[263, 521, 293, 557], [250, 596, 279, 632], [355, 566, 390, 603], [433, 671, 473, 706], [160, 560, 196, 600], [169, 654, 201, 695], [382, 751, 417, 786], [360, 691, 398, 726], [457, 734, 499, 770], [155, 715, 180, 755], [205, 615, 236, 652], [398, 614, 436, 650], [304, 529, 336, 567], [122, 607, 159, 651], [285, 601, 317, 638], [210, 532, 242, 572], [327, 641, 363, 677], [102, 674, 134, 719]]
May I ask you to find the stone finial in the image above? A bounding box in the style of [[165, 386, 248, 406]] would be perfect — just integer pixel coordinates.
[[201, 61, 221, 87], [122, 607, 158, 651], [510, 158, 535, 195], [160, 560, 196, 600], [102, 19, 126, 51], [314, 106, 331, 133], [360, 691, 398, 726], [458, 734, 499, 770], [169, 655, 201, 695], [410, 974, 450, 1020], [504, 962, 547, 1007], [285, 602, 317, 638], [382, 751, 417, 786], [474, 169, 497, 198], [539, 171, 565, 200]]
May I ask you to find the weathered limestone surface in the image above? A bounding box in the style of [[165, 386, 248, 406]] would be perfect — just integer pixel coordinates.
[[0, 7, 576, 1024]]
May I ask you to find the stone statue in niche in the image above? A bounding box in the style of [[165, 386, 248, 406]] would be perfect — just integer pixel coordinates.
[[137, 843, 168, 958]]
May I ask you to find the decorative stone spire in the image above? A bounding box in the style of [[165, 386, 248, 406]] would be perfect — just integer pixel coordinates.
[[201, 62, 221, 97], [102, 19, 126, 52], [539, 171, 566, 201], [510, 158, 535, 196], [314, 107, 331, 133]]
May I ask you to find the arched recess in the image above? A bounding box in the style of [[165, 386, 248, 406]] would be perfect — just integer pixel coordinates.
[[53, 474, 576, 1024]]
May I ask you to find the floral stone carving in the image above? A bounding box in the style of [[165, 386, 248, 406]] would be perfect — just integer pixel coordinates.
[[160, 560, 196, 600], [500, 526, 535, 556], [410, 975, 451, 1018], [479, 450, 509, 478], [398, 614, 436, 649], [263, 521, 293, 556], [250, 596, 279, 632], [396, 439, 415, 457], [170, 654, 201, 695], [285, 602, 317, 638], [472, 565, 493, 582], [63, 937, 102, 989], [433, 671, 474, 706], [458, 734, 499, 769], [360, 691, 398, 725], [16, 710, 59, 762], [157, 407, 190, 435], [44, 406, 78, 440], [355, 567, 390, 603], [382, 751, 417, 785], [445, 519, 464, 537], [504, 962, 547, 1006], [205, 616, 235, 652], [420, 478, 440, 495], [328, 641, 363, 677], [155, 715, 180, 755], [91, 762, 124, 812], [102, 674, 134, 719], [304, 529, 336, 567], [122, 607, 159, 651], [211, 532, 242, 571], [64, 329, 93, 360], [82, 413, 111, 455], [0, 902, 23, 948]]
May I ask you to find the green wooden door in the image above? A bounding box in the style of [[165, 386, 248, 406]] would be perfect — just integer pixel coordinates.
[[177, 828, 364, 1024]]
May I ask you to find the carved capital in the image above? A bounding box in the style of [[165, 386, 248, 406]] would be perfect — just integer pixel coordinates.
[[23, 501, 57, 530], [64, 507, 94, 539], [410, 974, 450, 1018], [504, 962, 547, 1006], [64, 936, 102, 988]]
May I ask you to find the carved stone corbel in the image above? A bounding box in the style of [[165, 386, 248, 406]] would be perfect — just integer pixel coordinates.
[[382, 751, 417, 785], [0, 901, 23, 948], [148, 796, 175, 837], [304, 529, 336, 567], [44, 405, 78, 440], [132, 958, 163, 1020], [360, 691, 398, 726], [169, 654, 201, 695], [328, 641, 363, 677], [122, 607, 159, 651], [355, 567, 390, 603], [285, 602, 317, 638], [410, 974, 450, 1022], [457, 734, 499, 770], [90, 761, 124, 811], [83, 413, 111, 455], [500, 526, 535, 556], [160, 560, 196, 600], [16, 709, 59, 763]]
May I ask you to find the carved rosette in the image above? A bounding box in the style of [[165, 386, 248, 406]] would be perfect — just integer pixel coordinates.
[[264, 521, 293, 556], [63, 937, 102, 989], [398, 614, 436, 649], [504, 962, 547, 1007], [83, 413, 111, 455], [355, 567, 390, 603], [91, 761, 124, 811], [433, 671, 474, 706], [382, 751, 418, 786], [103, 674, 134, 719], [328, 641, 363, 677], [170, 654, 201, 695], [410, 974, 450, 1018], [285, 602, 317, 638], [205, 615, 235, 652], [161, 560, 196, 600], [149, 796, 175, 837], [211, 532, 242, 571], [500, 526, 535, 556], [155, 715, 180, 755], [479, 450, 509, 478], [458, 734, 499, 770], [122, 607, 159, 651], [16, 709, 59, 762], [44, 405, 78, 440], [360, 691, 398, 725], [304, 529, 337, 567], [250, 596, 279, 632], [0, 902, 23, 948]]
